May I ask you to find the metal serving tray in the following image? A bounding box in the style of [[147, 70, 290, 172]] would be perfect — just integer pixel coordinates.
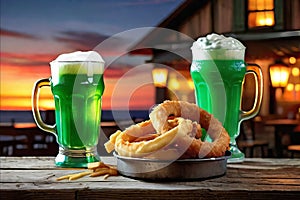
[[114, 151, 231, 180]]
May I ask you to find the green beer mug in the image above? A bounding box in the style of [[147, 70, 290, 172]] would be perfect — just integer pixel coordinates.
[[190, 34, 263, 163], [32, 51, 105, 167]]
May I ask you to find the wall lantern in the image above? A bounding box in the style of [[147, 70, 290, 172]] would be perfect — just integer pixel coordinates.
[[152, 67, 169, 104], [269, 63, 290, 88], [152, 68, 168, 88], [269, 62, 290, 114]]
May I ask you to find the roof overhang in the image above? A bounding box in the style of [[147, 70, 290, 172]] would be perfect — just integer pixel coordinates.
[[227, 30, 300, 59], [131, 30, 300, 60]]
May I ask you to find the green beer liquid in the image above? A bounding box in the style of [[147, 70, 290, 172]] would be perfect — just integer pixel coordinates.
[[51, 74, 104, 148], [51, 72, 104, 167], [191, 60, 246, 142]]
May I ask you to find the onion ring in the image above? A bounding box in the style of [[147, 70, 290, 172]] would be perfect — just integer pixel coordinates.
[[105, 101, 230, 159], [105, 118, 199, 159], [150, 100, 230, 158]]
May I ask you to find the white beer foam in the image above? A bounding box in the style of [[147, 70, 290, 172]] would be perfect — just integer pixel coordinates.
[[50, 51, 104, 75], [191, 33, 245, 60], [53, 51, 104, 62]]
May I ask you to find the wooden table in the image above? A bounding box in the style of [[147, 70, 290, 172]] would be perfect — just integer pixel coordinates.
[[1, 157, 300, 199], [264, 119, 300, 157]]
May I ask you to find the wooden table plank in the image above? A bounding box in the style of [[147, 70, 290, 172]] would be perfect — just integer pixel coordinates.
[[2, 157, 300, 168], [2, 167, 299, 184], [1, 157, 300, 200], [2, 182, 300, 200], [2, 177, 300, 191], [0, 156, 116, 169]]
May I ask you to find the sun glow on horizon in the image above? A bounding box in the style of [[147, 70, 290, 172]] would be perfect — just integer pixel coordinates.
[[1, 61, 155, 111]]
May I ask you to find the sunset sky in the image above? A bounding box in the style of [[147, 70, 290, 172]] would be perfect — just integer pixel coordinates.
[[0, 0, 184, 110]]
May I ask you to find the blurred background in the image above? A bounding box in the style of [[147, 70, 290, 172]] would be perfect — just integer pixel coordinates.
[[1, 0, 299, 158]]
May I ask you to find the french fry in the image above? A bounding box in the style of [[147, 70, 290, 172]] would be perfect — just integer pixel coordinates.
[[68, 171, 92, 180], [90, 168, 118, 177], [103, 174, 110, 180], [56, 174, 72, 181], [108, 168, 118, 176], [56, 170, 92, 181], [107, 165, 117, 170], [90, 168, 110, 177], [57, 161, 118, 181], [87, 161, 108, 170]]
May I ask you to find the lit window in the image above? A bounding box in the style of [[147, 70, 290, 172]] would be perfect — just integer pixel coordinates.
[[247, 0, 275, 28]]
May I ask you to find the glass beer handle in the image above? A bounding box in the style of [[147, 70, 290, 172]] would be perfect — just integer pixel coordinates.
[[32, 78, 56, 135], [240, 63, 263, 122]]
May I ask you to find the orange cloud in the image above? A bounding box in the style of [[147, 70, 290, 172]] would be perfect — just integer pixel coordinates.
[[1, 28, 155, 111], [0, 28, 37, 39], [0, 52, 56, 67]]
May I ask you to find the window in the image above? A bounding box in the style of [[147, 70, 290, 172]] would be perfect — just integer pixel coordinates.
[[247, 0, 275, 28]]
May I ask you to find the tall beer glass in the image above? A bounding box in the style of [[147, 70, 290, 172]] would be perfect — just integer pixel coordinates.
[[32, 51, 105, 167], [190, 34, 263, 163]]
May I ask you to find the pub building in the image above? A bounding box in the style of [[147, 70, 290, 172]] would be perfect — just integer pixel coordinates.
[[1, 0, 299, 159], [131, 0, 300, 157]]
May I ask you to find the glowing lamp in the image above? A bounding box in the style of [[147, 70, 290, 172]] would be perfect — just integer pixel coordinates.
[[269, 63, 290, 88], [292, 67, 300, 77], [295, 84, 300, 92], [256, 11, 274, 26], [286, 83, 294, 91], [152, 68, 168, 87], [289, 57, 297, 65], [247, 0, 275, 28], [168, 77, 180, 90]]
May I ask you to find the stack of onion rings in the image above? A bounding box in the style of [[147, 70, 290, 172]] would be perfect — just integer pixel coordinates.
[[105, 101, 230, 159]]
